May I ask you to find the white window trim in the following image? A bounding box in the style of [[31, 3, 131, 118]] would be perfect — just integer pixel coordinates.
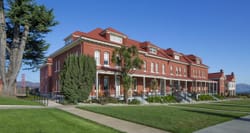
[[162, 64, 165, 74], [151, 62, 154, 73], [104, 52, 110, 67], [94, 50, 101, 66], [144, 61, 147, 72], [155, 63, 159, 73]]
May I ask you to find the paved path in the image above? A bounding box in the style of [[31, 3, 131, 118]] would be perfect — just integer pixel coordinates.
[[56, 105, 168, 133], [194, 115, 250, 133], [0, 105, 45, 109], [47, 100, 168, 133]]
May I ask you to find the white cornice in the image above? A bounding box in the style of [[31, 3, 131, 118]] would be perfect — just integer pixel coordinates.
[[49, 38, 82, 58], [49, 35, 208, 69]]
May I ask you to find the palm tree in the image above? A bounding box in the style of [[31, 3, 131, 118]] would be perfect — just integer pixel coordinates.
[[112, 45, 143, 103]]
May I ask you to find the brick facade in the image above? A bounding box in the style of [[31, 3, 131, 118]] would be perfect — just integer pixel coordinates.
[[40, 27, 233, 98]]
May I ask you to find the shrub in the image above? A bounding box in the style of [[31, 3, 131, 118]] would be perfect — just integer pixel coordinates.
[[99, 97, 119, 105], [128, 99, 141, 105], [198, 95, 214, 101], [147, 96, 177, 103], [162, 95, 177, 103], [214, 94, 225, 100]]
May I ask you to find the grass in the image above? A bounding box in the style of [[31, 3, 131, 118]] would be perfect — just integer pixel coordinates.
[[78, 105, 247, 133], [0, 108, 121, 133], [217, 99, 250, 105], [0, 96, 41, 105], [172, 100, 250, 113]]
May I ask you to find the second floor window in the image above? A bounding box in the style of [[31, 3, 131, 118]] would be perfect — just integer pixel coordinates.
[[143, 61, 147, 72], [104, 52, 109, 66], [94, 50, 100, 65], [170, 65, 173, 75], [184, 68, 187, 77], [162, 64, 165, 74], [155, 63, 159, 73], [151, 62, 154, 73]]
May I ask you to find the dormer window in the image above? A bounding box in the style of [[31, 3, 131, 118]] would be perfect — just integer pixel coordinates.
[[174, 55, 180, 60], [110, 34, 123, 44], [196, 59, 200, 64], [149, 47, 157, 54], [65, 38, 73, 45]]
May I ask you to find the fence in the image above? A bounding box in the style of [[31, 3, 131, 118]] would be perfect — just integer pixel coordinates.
[[33, 93, 49, 106]]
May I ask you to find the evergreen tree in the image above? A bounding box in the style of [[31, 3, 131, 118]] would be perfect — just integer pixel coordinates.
[[60, 55, 96, 103], [112, 45, 143, 103], [0, 0, 57, 96]]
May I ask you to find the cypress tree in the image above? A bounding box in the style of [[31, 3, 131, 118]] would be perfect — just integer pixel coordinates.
[[60, 55, 96, 103]]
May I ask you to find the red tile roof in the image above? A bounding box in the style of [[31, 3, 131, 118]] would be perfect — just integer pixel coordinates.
[[208, 72, 224, 79], [226, 73, 235, 81], [69, 27, 208, 67]]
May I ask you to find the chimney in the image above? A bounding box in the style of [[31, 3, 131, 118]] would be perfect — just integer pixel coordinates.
[[220, 69, 224, 73]]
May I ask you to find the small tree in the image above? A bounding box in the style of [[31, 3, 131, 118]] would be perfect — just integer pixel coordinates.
[[112, 45, 143, 103], [60, 55, 96, 103]]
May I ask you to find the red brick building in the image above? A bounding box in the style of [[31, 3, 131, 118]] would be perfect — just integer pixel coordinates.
[[40, 27, 230, 98]]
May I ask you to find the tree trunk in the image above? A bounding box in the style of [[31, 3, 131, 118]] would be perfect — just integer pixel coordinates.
[[0, 0, 7, 95], [0, 0, 29, 96]]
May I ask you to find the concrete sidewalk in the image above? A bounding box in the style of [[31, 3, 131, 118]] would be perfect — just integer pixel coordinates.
[[0, 105, 45, 109], [194, 115, 250, 133], [57, 106, 168, 133]]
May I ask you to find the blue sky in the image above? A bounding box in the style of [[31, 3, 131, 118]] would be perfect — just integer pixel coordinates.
[[18, 0, 250, 84]]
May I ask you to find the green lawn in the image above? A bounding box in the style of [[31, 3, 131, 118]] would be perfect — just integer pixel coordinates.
[[78, 106, 247, 133], [0, 108, 120, 133], [173, 103, 250, 113], [0, 96, 41, 105], [216, 99, 250, 105], [173, 100, 250, 113]]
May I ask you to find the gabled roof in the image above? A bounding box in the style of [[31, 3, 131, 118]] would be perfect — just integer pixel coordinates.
[[226, 72, 235, 81], [55, 27, 209, 68], [105, 27, 127, 37], [208, 72, 224, 79]]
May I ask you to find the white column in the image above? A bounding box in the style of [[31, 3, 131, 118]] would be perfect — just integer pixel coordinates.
[[185, 80, 187, 93], [143, 76, 146, 97], [216, 82, 218, 95], [96, 72, 99, 99], [115, 73, 117, 97], [164, 79, 166, 96], [208, 82, 210, 95]]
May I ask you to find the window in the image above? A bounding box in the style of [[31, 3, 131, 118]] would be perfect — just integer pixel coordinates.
[[184, 68, 187, 77], [110, 34, 123, 44], [196, 59, 200, 64], [179, 67, 182, 76], [174, 55, 180, 60], [143, 61, 147, 72], [94, 50, 100, 65], [155, 63, 159, 73], [198, 70, 201, 78], [162, 64, 165, 74], [151, 62, 154, 73], [170, 65, 173, 75], [133, 78, 137, 91], [104, 52, 109, 66], [176, 67, 178, 76], [55, 61, 57, 72], [104, 76, 109, 95], [58, 60, 60, 72], [149, 47, 157, 54]]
